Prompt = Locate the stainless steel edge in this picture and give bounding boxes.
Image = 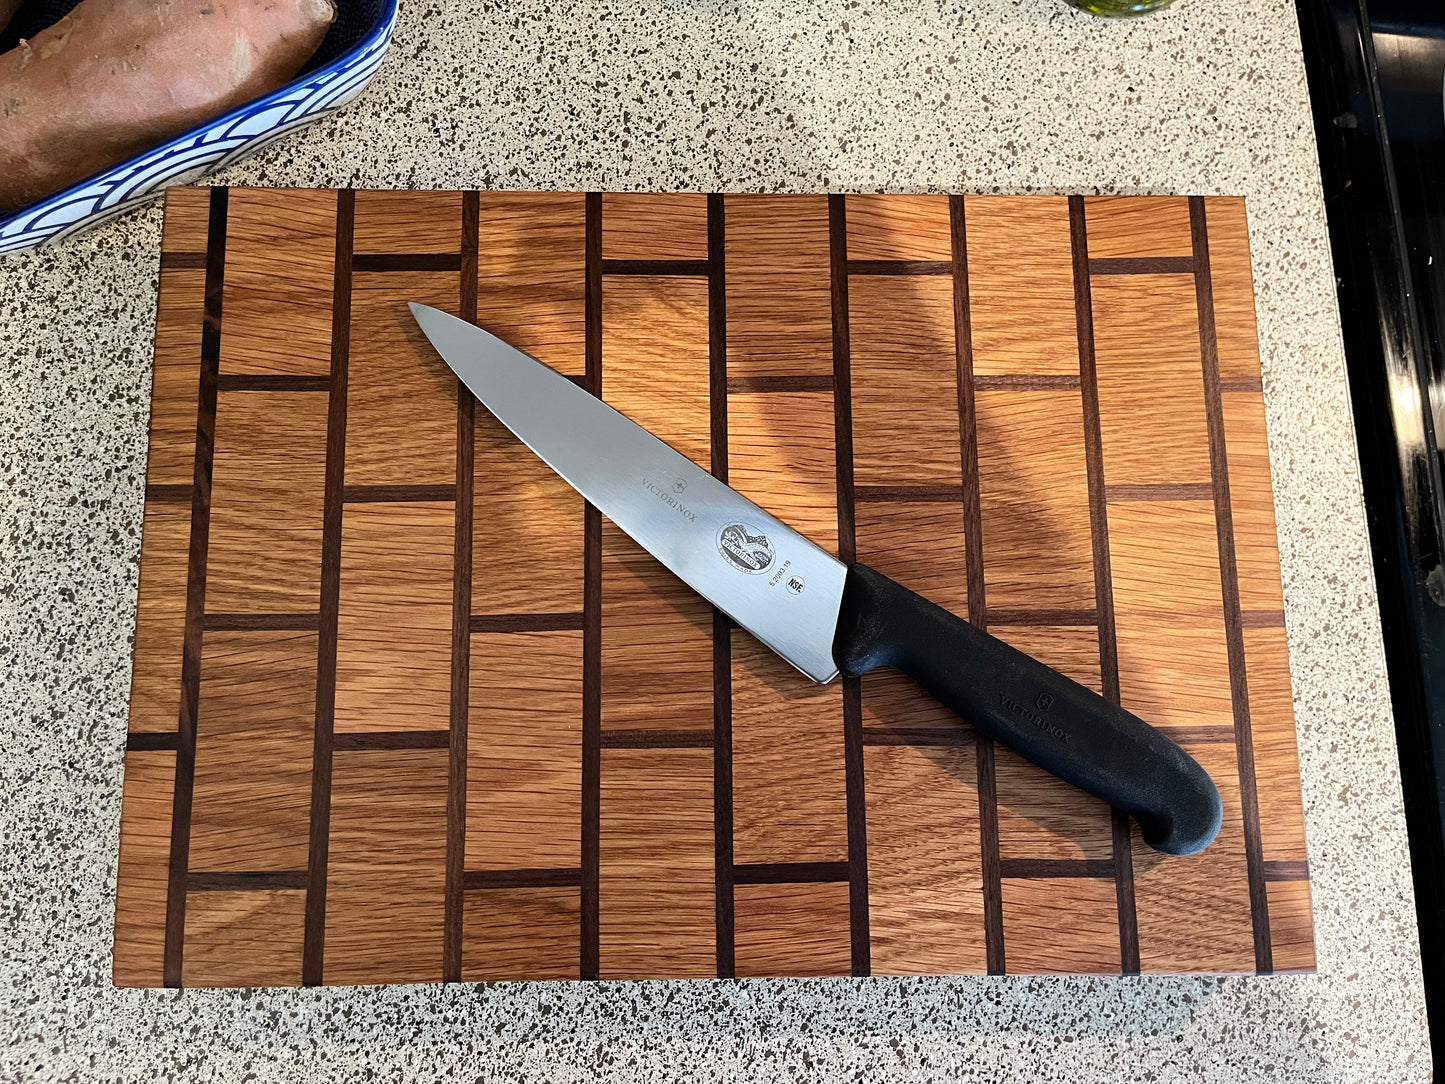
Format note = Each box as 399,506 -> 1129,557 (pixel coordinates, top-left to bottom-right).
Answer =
410,303 -> 848,683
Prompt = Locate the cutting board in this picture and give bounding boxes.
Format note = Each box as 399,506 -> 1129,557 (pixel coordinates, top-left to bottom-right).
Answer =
114,188 -> 1314,987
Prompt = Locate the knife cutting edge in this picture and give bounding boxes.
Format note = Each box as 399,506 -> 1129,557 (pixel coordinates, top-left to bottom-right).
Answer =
409,302 -> 1224,856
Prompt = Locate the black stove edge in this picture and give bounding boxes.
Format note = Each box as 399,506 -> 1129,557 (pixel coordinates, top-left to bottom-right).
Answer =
1296,0 -> 1445,1067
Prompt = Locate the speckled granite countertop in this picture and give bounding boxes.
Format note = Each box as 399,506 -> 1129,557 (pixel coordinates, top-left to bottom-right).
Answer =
0,0 -> 1430,1079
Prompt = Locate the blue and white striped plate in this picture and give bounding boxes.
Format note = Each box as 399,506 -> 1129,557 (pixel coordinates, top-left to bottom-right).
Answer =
0,0 -> 398,255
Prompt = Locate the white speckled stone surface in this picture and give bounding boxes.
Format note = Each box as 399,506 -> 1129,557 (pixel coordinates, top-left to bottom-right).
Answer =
0,0 -> 1430,1079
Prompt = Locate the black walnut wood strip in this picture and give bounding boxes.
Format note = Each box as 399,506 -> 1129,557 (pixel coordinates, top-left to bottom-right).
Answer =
470,612 -> 586,633
1161,725 -> 1240,745
1105,483 -> 1215,502
1220,375 -> 1265,393
854,484 -> 965,503
951,194 -> 1004,977
846,259 -> 952,276
204,612 -> 319,631
145,483 -> 194,503
1089,256 -> 1194,275
734,861 -> 850,885
1192,195 -> 1271,973
601,258 -> 710,276
998,858 -> 1117,880
1262,860 -> 1309,882
860,726 -> 976,747
1071,194 -> 1140,975
726,374 -> 834,394
302,188 -> 354,987
353,253 -> 462,272
342,484 -> 455,503
974,374 -> 1082,391
160,251 -> 207,270
988,608 -> 1100,627
598,729 -> 714,749
1240,609 -> 1286,629
127,732 -> 180,752
580,192 -> 603,981
162,185 -> 228,989
443,189 -> 480,983
215,375 -> 330,392
708,193 -> 736,979
332,731 -> 451,751
464,868 -> 584,890
189,871 -> 309,891
831,193 -> 871,978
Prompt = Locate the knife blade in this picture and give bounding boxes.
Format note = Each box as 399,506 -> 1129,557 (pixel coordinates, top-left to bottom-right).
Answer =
410,302 -> 1223,856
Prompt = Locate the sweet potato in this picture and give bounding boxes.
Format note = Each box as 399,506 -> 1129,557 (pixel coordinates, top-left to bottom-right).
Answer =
0,0 -> 335,216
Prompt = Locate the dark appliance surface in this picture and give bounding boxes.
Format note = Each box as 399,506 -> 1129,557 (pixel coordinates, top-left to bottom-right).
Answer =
1296,0 -> 1445,1069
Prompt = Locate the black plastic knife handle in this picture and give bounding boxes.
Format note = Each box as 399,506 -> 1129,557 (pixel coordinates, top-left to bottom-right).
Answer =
832,563 -> 1222,856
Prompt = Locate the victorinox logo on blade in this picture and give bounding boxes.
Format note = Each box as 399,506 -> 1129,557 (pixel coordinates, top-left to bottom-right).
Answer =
641,475 -> 698,522
717,522 -> 775,574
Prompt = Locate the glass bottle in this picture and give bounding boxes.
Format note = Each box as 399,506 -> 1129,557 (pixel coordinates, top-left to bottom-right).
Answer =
1063,0 -> 1175,15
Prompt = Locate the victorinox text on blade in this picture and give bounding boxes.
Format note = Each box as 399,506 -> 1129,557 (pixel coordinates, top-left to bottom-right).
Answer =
409,302 -> 1223,856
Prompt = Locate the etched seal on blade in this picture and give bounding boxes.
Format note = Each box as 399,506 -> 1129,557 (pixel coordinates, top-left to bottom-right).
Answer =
716,522 -> 775,574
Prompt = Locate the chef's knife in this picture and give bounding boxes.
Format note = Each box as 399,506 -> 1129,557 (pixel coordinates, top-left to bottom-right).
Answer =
410,303 -> 1223,856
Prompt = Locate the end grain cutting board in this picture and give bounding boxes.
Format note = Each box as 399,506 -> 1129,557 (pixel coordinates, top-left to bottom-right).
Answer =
114,188 -> 1314,987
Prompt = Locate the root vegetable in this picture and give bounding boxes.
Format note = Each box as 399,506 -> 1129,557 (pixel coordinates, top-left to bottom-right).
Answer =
0,0 -> 335,216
